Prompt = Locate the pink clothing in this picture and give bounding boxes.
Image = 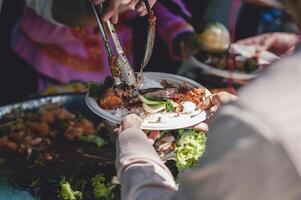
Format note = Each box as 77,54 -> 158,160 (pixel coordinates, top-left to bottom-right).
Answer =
12,1 -> 194,84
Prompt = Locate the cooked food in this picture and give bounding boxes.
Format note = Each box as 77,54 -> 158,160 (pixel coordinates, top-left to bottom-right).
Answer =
0,100 -> 207,199
0,103 -> 104,160
196,44 -> 263,73
89,78 -> 208,125
0,102 -> 118,200
195,22 -> 278,74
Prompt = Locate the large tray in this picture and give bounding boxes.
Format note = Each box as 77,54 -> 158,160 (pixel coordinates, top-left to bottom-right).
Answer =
0,93 -> 107,200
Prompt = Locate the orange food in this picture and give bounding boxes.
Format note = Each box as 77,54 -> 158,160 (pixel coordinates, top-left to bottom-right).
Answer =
100,88 -> 123,109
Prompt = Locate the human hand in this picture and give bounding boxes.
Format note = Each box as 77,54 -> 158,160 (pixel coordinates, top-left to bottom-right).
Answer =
191,91 -> 237,132
200,91 -> 238,111
91,0 -> 156,24
117,114 -> 143,134
236,32 -> 299,56
118,0 -> 157,17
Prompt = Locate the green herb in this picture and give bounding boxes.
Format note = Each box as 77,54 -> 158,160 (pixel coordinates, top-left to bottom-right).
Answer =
175,129 -> 206,172
0,120 -> 23,138
92,174 -> 118,200
59,177 -> 83,200
79,135 -> 108,148
165,100 -> 174,112
29,178 -> 40,188
245,58 -> 259,73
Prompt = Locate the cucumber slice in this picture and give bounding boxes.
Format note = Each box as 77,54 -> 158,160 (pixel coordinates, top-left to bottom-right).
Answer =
142,103 -> 166,113
138,95 -> 165,105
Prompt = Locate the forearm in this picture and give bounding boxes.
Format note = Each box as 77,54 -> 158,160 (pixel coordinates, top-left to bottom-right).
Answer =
116,128 -> 176,200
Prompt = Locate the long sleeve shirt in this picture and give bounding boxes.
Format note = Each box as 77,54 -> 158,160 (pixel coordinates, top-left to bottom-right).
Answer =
12,0 -> 193,85
116,51 -> 301,200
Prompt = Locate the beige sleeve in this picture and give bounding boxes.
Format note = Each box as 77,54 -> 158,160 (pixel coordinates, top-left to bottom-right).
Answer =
116,127 -> 177,200
175,114 -> 301,200
26,0 -> 65,26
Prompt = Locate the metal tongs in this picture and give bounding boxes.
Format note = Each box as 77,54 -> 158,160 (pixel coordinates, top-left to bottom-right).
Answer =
91,1 -> 156,95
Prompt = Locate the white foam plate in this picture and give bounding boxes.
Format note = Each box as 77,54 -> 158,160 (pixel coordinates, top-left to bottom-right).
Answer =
190,43 -> 279,80
86,72 -> 212,130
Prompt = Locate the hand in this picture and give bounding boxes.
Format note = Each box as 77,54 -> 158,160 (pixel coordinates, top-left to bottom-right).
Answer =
192,91 -> 238,132
119,0 -> 157,17
91,0 -> 156,24
200,91 -> 238,111
236,32 -> 299,56
117,114 -> 143,134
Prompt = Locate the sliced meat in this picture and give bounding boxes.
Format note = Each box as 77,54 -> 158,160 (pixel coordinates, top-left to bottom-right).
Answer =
0,137 -> 18,152
28,122 -> 51,137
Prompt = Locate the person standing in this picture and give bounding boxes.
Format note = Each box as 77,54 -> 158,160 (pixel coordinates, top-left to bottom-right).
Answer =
115,0 -> 301,199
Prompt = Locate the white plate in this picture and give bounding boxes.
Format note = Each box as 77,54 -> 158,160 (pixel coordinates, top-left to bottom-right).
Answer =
190,44 -> 279,80
85,72 -> 212,130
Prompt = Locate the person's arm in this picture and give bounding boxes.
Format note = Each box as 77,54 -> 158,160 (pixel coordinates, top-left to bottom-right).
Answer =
153,0 -> 194,60
176,113 -> 301,200
116,114 -> 177,200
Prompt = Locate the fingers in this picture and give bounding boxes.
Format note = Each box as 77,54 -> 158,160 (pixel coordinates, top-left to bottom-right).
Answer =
213,91 -> 238,105
192,123 -> 209,132
149,0 -> 156,7
101,0 -> 121,23
90,0 -> 105,5
121,114 -> 143,131
95,0 -> 156,23
135,1 -> 147,16
200,91 -> 238,110
111,13 -> 119,24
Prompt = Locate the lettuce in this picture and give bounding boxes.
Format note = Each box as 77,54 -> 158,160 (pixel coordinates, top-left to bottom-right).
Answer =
175,129 -> 206,172
92,174 -> 119,200
59,177 -> 83,200
79,135 -> 108,148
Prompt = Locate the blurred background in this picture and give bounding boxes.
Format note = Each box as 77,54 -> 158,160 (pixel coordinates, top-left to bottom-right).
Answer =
0,0 -> 297,106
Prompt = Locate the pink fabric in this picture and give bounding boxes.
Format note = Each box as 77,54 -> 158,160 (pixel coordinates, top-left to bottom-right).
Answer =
154,2 -> 194,60
12,2 -> 193,84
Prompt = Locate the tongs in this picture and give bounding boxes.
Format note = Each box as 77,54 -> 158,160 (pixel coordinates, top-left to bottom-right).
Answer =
91,1 -> 156,94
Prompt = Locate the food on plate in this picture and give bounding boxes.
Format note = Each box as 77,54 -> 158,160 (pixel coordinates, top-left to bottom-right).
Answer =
194,22 -> 278,73
151,129 -> 207,173
89,77 -> 209,125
